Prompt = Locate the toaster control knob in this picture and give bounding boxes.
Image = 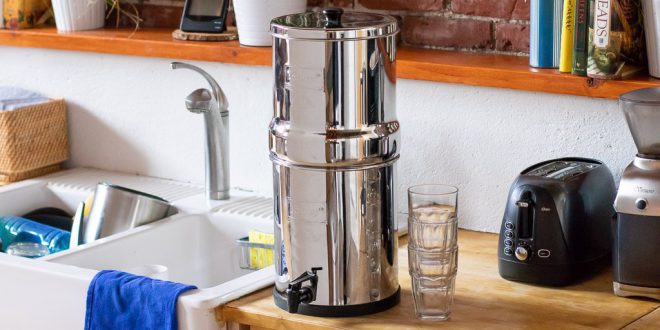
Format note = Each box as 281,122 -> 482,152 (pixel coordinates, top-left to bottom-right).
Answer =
515,246 -> 530,261
635,198 -> 648,210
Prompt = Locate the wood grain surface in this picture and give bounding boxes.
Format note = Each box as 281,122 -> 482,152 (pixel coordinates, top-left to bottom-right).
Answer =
171,28 -> 238,42
0,27 -> 270,66
623,308 -> 660,330
396,48 -> 660,99
217,230 -> 659,330
2,28 -> 660,99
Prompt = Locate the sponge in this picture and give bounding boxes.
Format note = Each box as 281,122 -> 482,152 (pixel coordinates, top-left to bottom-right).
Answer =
83,193 -> 94,218
247,230 -> 274,269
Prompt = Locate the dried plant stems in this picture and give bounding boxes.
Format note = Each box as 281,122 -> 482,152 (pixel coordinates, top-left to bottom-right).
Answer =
105,0 -> 142,37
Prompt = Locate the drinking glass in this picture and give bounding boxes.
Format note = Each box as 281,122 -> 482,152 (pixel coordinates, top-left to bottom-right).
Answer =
407,184 -> 458,320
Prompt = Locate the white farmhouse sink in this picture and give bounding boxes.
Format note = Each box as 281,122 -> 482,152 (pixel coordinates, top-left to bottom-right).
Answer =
0,178 -> 89,216
0,169 -> 275,330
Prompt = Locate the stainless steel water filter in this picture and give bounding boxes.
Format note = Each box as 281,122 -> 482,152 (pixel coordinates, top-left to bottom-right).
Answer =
269,9 -> 400,317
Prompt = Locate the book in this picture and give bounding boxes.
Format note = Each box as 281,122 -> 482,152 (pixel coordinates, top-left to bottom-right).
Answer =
560,0 -> 576,72
587,0 -> 646,79
530,0 -> 563,68
572,0 -> 589,75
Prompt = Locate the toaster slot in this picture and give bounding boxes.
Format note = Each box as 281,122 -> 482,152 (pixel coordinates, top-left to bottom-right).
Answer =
516,192 -> 534,239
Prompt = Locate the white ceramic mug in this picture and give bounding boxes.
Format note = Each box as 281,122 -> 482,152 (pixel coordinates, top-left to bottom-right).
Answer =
51,0 -> 106,32
233,0 -> 307,46
122,264 -> 169,281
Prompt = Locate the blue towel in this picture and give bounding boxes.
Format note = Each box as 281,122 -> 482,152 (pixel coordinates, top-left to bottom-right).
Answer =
85,270 -> 197,330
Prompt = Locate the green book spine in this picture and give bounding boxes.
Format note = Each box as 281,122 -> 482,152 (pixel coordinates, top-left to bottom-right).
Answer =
572,0 -> 589,76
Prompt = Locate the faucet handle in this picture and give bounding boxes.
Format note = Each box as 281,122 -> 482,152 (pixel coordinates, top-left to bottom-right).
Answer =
185,88 -> 212,114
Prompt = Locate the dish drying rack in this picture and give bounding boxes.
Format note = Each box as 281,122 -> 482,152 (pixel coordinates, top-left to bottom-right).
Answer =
236,237 -> 274,270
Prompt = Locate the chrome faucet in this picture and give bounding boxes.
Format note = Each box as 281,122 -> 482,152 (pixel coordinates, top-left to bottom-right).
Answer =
171,62 -> 229,200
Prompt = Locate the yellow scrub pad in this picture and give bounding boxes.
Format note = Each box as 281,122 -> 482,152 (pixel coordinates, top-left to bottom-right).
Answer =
248,230 -> 274,269
83,193 -> 94,218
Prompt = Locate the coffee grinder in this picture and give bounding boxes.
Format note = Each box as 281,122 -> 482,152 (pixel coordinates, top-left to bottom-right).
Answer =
614,87 -> 660,300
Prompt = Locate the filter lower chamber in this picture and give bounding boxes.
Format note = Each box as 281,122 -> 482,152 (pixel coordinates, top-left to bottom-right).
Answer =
272,161 -> 400,316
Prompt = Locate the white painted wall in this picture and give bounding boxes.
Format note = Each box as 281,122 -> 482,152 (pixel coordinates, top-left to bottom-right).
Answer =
0,46 -> 637,233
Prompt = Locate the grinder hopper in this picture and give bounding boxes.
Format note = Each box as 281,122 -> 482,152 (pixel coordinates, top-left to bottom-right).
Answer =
621,87 -> 660,158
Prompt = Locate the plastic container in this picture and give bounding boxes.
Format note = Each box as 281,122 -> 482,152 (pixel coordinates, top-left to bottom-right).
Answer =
3,0 -> 50,30
6,242 -> 50,258
0,216 -> 70,255
236,237 -> 274,270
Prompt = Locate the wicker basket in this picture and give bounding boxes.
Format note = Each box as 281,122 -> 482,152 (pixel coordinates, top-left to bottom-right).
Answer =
0,99 -> 69,185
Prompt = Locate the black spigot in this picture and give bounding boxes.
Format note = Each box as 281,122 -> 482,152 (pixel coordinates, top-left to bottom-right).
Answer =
285,267 -> 321,313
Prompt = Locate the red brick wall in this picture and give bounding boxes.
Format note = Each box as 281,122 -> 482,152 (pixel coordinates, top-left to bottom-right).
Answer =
119,0 -> 529,55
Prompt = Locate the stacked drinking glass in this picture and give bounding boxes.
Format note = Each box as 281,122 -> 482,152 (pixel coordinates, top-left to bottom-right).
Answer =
407,184 -> 459,320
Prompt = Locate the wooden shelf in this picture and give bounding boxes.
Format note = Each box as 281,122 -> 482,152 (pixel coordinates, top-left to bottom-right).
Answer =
2,27 -> 660,99
0,27 -> 271,66
398,48 -> 660,99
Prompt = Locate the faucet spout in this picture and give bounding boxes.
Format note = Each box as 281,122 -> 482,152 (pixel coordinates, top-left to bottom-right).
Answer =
172,62 -> 230,200
171,62 -> 228,111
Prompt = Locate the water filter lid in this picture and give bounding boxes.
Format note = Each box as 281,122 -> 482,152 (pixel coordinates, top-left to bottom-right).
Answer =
270,8 -> 398,40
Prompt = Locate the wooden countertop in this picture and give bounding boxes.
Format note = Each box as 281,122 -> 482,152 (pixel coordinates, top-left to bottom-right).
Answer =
217,230 -> 659,329
2,27 -> 660,100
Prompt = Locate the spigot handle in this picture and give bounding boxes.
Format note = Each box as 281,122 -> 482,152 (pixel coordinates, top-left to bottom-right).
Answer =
285,267 -> 322,313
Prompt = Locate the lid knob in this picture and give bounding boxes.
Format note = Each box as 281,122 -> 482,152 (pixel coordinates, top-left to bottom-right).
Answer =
322,8 -> 343,28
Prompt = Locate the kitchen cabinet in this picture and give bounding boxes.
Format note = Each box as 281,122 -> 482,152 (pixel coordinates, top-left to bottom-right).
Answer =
216,230 -> 659,329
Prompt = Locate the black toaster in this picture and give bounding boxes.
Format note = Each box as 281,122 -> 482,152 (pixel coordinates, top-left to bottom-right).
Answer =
498,158 -> 616,286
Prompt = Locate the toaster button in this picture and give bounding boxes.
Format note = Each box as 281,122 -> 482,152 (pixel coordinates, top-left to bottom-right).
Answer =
515,246 -> 530,261
635,198 -> 648,210
504,230 -> 514,238
504,239 -> 514,247
505,222 -> 514,230
504,247 -> 513,256
537,249 -> 551,258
